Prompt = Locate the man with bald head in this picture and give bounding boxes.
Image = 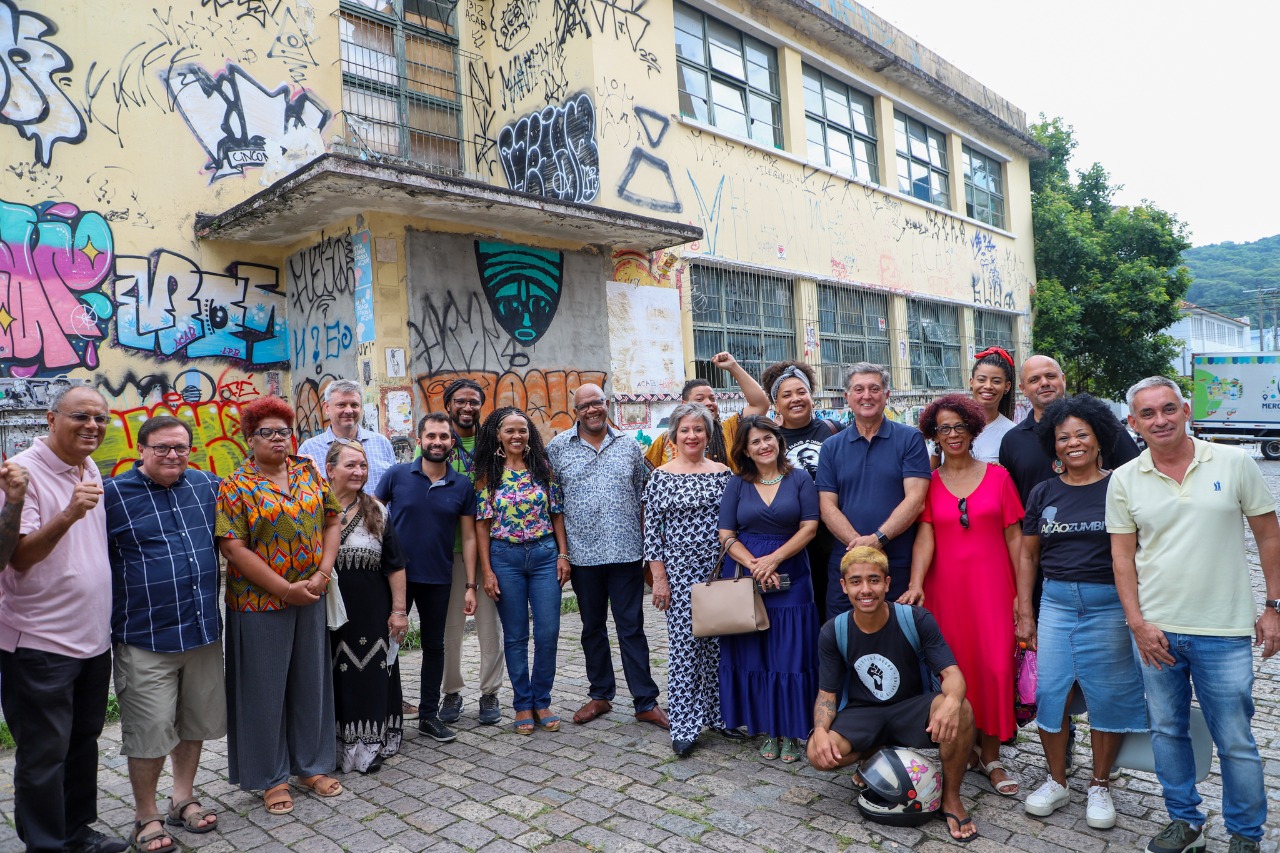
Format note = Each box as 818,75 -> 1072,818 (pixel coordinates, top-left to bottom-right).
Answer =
548,384 -> 668,729
0,385 -> 128,853
999,355 -> 1139,504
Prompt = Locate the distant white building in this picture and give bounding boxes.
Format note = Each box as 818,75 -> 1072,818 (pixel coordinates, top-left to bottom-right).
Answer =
1169,302 -> 1252,376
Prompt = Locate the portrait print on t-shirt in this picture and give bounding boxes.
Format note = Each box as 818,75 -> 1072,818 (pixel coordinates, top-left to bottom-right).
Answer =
855,653 -> 901,702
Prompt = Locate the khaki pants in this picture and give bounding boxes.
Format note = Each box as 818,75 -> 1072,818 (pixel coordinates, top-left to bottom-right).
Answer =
442,552 -> 504,695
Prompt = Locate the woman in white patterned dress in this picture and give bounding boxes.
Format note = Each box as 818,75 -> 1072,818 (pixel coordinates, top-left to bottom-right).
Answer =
642,403 -> 741,757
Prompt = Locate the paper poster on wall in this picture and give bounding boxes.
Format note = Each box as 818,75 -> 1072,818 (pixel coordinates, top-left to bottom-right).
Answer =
381,386 -> 413,436
606,281 -> 685,397
385,347 -> 406,378
352,230 -> 375,344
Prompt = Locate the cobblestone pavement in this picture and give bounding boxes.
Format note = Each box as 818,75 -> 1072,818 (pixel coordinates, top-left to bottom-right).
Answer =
4,459 -> 1280,852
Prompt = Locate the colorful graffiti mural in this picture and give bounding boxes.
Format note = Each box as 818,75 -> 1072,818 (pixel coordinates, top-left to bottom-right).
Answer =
474,241 -> 564,346
418,368 -> 606,438
0,1 -> 87,167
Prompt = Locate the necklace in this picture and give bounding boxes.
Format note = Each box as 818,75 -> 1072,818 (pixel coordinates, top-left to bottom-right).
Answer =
339,495 -> 360,524
759,473 -> 784,485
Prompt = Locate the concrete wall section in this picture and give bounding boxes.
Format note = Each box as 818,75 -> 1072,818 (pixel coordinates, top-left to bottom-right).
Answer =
404,231 -> 611,439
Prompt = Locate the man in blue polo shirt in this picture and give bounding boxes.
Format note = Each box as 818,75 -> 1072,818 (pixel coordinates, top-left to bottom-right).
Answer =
816,363 -> 930,611
376,412 -> 478,742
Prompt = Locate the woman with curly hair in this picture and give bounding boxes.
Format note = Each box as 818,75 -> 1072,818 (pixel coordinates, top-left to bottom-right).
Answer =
474,407 -> 570,735
1017,394 -> 1145,827
216,396 -> 343,815
901,393 -> 1024,796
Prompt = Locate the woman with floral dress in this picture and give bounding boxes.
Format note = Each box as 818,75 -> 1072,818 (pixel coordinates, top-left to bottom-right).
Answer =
643,402 -> 737,757
474,407 -> 570,735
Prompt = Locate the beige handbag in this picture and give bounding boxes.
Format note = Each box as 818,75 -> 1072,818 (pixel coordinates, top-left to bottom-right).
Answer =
690,539 -> 770,638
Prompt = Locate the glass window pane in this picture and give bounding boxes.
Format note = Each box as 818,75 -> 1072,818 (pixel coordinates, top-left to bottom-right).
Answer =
803,70 -> 823,115
674,25 -> 705,62
850,92 -> 874,136
824,87 -> 850,127
677,66 -> 709,122
710,80 -> 748,137
707,20 -> 745,79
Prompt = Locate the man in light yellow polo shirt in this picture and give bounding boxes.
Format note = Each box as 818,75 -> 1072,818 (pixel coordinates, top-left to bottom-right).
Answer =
1107,375 -> 1280,853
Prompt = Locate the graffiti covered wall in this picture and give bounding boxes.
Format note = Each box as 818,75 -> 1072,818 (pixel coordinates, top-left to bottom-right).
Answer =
405,231 -> 610,438
0,0 -> 341,470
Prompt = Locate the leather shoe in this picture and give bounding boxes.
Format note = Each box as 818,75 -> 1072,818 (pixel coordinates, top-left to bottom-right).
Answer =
673,738 -> 697,757
67,830 -> 128,853
572,698 -> 612,724
635,706 -> 670,730
714,726 -> 747,740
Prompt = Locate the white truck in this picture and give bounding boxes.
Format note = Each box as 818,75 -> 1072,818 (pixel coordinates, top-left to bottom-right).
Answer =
1191,352 -> 1280,459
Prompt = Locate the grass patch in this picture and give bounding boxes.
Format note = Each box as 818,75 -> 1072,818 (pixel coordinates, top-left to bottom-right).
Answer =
400,625 -> 422,651
0,721 -> 14,749
560,595 -> 579,615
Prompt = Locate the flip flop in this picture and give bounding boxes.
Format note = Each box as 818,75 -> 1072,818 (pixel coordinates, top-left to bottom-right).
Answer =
938,810 -> 978,843
264,783 -> 293,815
166,797 -> 217,834
534,709 -> 561,732
295,774 -> 343,797
130,815 -> 173,852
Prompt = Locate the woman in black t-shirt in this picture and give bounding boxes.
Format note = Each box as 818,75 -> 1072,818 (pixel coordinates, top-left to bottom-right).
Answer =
760,361 -> 843,624
1016,395 -> 1146,828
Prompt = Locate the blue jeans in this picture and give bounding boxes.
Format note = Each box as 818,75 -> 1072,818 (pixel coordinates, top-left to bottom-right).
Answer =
1138,632 -> 1266,840
489,536 -> 562,712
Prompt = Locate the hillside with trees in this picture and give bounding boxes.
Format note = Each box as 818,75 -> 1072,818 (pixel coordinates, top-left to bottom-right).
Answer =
1183,235 -> 1280,328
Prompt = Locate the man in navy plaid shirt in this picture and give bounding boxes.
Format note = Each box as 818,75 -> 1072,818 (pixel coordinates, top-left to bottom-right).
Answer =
104,415 -> 224,851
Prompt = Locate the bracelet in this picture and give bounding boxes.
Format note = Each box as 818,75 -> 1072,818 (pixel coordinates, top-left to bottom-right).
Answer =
557,553 -> 570,561
390,610 -> 408,616
464,582 -> 478,590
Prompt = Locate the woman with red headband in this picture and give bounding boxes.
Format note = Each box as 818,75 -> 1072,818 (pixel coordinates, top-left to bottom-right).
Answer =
932,346 -> 1017,467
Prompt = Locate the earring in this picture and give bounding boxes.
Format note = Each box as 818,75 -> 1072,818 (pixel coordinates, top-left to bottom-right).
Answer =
1052,459 -> 1065,474
496,447 -> 507,458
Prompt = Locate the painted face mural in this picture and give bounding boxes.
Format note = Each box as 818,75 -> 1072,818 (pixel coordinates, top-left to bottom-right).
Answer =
474,241 -> 563,346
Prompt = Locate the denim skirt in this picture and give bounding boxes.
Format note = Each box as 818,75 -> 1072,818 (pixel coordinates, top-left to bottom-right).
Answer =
1034,579 -> 1147,733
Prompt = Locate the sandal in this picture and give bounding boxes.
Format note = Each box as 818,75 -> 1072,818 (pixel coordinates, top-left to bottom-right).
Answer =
534,708 -> 561,732
758,737 -> 778,760
166,796 -> 217,833
264,783 -> 293,815
971,748 -> 1018,796
780,737 -> 803,764
295,774 -> 343,797
938,810 -> 979,843
130,815 -> 173,852
513,712 -> 535,735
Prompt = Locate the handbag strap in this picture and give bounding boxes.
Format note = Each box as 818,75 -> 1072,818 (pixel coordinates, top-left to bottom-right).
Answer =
708,536 -> 744,583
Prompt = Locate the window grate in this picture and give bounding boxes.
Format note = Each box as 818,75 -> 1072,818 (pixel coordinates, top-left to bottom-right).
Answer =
973,309 -> 1016,361
690,263 -> 796,389
817,283 -> 891,391
907,299 -> 961,389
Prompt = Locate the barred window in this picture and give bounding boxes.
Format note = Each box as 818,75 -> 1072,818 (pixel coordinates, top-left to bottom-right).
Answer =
691,264 -> 795,389
803,66 -> 878,184
339,0 -> 463,170
963,145 -> 1005,229
675,2 -> 782,148
817,284 -> 891,392
907,299 -> 961,389
895,112 -> 949,207
973,309 -> 1016,361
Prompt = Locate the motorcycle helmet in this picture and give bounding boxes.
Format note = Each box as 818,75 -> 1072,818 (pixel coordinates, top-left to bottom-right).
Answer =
854,747 -> 942,827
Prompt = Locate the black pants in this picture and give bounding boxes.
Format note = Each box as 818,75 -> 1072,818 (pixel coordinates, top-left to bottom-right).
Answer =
0,647 -> 111,853
406,581 -> 451,717
570,561 -> 658,711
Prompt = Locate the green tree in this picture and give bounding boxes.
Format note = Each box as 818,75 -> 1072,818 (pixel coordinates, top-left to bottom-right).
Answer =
1030,117 -> 1192,398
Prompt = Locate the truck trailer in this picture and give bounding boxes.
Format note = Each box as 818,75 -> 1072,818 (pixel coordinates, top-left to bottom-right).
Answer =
1191,352 -> 1280,459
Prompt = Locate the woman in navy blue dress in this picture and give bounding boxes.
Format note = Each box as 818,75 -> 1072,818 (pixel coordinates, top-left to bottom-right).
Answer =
717,416 -> 820,763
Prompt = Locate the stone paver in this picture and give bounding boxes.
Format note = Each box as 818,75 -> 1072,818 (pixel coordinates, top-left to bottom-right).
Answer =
5,456 -> 1280,851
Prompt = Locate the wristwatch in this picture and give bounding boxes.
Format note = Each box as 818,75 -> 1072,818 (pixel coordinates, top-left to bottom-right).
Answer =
874,529 -> 888,545
464,582 -> 478,590
1266,599 -> 1280,614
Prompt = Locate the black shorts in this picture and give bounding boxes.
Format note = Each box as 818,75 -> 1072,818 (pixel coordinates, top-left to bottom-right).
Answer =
830,693 -> 939,753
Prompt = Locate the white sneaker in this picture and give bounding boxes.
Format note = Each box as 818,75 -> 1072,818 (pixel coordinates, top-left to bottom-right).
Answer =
1024,777 -> 1071,816
1086,785 -> 1116,829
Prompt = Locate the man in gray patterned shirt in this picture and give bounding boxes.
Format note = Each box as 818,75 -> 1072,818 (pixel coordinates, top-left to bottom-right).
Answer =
548,384 -> 668,729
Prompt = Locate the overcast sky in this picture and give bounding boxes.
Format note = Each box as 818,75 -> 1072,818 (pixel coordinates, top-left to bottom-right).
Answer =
864,0 -> 1274,248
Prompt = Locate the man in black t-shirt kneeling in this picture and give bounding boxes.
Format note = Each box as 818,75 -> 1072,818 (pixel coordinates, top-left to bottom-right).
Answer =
808,547 -> 977,842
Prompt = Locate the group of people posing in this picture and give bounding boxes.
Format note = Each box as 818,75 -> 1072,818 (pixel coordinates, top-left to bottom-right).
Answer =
0,349 -> 1276,853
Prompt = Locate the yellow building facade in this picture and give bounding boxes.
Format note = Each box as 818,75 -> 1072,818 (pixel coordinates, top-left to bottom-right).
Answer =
0,0 -> 1039,470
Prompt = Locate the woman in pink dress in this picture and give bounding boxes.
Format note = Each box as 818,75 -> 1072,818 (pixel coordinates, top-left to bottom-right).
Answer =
900,393 -> 1024,796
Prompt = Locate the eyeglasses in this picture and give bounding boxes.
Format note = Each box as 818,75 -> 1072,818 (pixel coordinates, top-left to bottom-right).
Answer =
56,411 -> 109,425
253,428 -> 294,439
935,423 -> 969,436
957,497 -> 969,530
334,437 -> 367,454
575,399 -> 607,412
143,444 -> 191,457
450,399 -> 483,409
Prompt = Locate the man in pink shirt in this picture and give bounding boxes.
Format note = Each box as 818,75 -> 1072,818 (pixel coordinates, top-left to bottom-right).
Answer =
0,385 -> 126,853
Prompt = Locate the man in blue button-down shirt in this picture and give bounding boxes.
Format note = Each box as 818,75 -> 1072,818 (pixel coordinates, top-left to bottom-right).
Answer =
298,378 -> 398,495
547,383 -> 667,729
104,415 -> 224,849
